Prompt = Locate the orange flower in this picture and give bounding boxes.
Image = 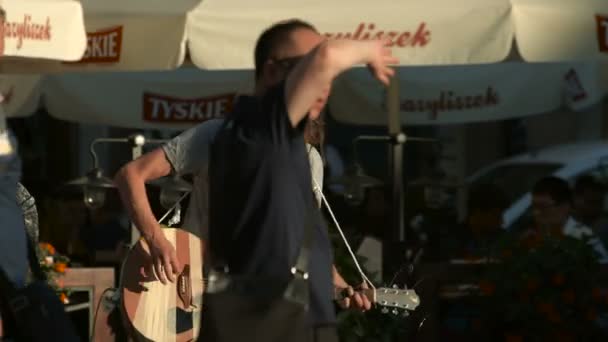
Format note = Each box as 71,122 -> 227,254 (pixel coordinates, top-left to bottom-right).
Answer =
59,292 -> 69,304
552,273 -> 565,286
479,280 -> 496,296
54,262 -> 67,273
42,243 -> 56,255
561,290 -> 576,304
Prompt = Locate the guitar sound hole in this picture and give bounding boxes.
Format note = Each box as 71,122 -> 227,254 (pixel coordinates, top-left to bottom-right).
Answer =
174,307 -> 194,333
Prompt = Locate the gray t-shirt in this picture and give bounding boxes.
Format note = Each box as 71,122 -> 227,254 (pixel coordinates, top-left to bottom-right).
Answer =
162,119 -> 324,239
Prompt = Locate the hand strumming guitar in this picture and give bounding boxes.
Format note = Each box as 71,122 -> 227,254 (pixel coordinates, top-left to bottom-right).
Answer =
146,232 -> 182,285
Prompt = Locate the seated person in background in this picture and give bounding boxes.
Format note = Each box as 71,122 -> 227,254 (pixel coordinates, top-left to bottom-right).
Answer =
445,183 -> 508,260
573,175 -> 608,247
529,176 -> 608,264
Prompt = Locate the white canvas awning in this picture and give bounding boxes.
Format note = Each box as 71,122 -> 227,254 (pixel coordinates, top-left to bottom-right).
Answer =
188,0 -> 608,69
41,69 -> 252,129
329,62 -> 602,126
2,61 -> 603,128
3,0 -> 607,127
0,0 -> 86,63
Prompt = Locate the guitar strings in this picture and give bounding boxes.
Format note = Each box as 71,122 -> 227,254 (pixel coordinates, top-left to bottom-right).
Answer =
312,178 -> 376,290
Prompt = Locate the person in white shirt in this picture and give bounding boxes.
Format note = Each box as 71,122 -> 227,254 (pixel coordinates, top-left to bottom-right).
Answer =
531,176 -> 608,264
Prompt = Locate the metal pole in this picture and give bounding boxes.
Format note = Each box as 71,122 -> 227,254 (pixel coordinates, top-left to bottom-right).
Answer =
384,77 -> 406,282
387,78 -> 404,241
129,134 -> 145,245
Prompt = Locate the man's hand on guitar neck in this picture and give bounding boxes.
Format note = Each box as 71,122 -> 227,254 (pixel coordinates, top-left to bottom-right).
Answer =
335,282 -> 372,312
333,267 -> 372,311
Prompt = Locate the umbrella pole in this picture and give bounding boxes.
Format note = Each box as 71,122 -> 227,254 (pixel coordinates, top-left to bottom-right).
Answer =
384,77 -> 406,283
129,136 -> 145,245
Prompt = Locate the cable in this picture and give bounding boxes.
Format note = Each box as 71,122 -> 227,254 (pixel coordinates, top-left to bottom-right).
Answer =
157,192 -> 190,225
312,178 -> 376,290
89,287 -> 117,342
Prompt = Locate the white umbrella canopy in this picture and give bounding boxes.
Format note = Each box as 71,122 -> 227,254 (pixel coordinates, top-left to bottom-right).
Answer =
66,0 -> 201,72
3,0 -> 607,127
40,69 -> 252,129
188,0 -> 515,69
19,0 -> 506,72
0,0 -> 87,67
329,62 -> 603,126
2,61 -> 602,128
3,0 -> 604,72
187,0 -> 608,69
512,0 -> 608,62
1,0 -> 201,73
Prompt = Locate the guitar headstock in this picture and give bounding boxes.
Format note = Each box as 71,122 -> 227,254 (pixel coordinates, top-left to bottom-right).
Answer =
368,285 -> 420,316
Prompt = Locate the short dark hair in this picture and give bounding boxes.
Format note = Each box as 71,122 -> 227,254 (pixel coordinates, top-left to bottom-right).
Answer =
574,174 -> 606,195
532,176 -> 572,205
254,19 -> 318,81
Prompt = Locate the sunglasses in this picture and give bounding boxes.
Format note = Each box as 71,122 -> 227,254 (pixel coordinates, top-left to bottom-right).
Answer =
270,56 -> 304,72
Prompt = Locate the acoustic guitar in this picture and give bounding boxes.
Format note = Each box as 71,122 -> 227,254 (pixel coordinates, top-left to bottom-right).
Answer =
120,227 -> 204,342
120,227 -> 421,341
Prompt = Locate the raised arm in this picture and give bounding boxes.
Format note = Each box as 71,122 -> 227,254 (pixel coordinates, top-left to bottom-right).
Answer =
285,39 -> 397,127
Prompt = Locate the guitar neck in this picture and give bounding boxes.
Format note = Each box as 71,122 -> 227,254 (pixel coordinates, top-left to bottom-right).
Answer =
335,286 -> 420,312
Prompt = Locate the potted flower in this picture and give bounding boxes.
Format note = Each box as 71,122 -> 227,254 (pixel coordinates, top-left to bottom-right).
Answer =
36,242 -> 71,304
480,232 -> 608,341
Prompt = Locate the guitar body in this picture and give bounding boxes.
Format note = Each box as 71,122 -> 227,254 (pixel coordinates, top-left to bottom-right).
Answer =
120,227 -> 204,342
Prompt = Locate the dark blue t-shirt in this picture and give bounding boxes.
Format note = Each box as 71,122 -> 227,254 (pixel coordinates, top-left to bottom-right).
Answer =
207,83 -> 336,325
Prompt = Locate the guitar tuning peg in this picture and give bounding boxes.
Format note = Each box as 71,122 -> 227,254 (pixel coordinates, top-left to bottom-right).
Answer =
392,309 -> 399,315
381,307 -> 389,314
392,284 -> 398,289
401,311 -> 410,318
